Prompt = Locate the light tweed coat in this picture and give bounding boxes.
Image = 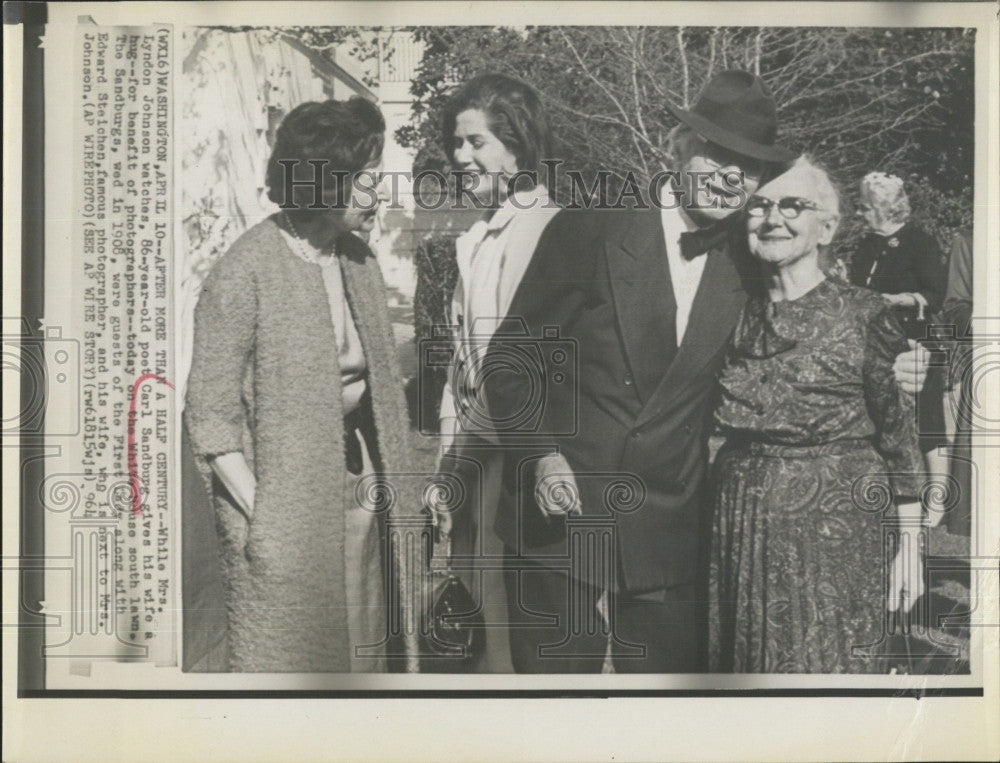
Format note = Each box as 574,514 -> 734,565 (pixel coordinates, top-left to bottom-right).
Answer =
184,216 -> 424,672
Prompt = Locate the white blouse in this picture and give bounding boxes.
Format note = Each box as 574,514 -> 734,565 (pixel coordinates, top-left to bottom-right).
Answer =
280,228 -> 367,416
439,185 -> 561,438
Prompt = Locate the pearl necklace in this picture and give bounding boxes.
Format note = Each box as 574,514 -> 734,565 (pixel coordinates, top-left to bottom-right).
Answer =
282,212 -> 336,265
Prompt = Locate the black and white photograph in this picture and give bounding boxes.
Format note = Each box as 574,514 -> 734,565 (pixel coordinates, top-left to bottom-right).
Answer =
4,1 -> 998,760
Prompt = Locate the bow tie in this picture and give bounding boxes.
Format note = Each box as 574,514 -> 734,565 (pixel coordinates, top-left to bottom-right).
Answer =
679,225 -> 730,260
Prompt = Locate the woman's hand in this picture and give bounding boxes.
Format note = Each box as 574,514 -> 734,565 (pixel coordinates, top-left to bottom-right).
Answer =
888,501 -> 926,614
426,474 -> 455,539
829,258 -> 849,282
893,340 -> 929,395
429,418 -> 461,537
534,452 -> 582,520
883,291 -> 930,322
882,291 -> 918,308
208,452 -> 256,519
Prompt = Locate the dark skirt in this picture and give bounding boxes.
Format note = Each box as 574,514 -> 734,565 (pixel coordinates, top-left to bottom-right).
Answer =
709,439 -> 893,673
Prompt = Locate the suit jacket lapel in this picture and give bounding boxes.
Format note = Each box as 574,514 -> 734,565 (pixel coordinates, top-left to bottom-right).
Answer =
497,206 -> 561,316
605,209 -> 677,403
635,234 -> 748,427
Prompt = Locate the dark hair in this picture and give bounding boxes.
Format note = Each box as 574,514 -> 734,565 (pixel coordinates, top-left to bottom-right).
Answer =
441,73 -> 553,178
265,97 -> 385,207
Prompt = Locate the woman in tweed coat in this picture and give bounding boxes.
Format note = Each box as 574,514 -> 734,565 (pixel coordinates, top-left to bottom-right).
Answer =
184,99 -> 423,673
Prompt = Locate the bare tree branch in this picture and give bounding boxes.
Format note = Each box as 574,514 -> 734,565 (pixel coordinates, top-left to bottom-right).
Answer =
677,27 -> 690,107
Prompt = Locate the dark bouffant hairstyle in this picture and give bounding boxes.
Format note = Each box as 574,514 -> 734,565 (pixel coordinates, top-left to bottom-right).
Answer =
441,73 -> 553,178
265,97 -> 385,208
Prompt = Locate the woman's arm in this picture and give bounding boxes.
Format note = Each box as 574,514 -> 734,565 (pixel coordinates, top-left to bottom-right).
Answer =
437,276 -> 464,459
863,306 -> 928,613
184,248 -> 258,501
888,498 -> 926,613
863,307 -> 926,493
430,274 -> 466,536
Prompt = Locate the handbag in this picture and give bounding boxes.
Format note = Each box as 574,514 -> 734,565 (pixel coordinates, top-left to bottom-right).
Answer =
419,532 -> 486,673
881,594 -> 969,676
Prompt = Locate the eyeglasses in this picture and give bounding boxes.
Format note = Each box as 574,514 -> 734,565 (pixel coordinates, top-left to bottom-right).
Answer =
746,196 -> 822,219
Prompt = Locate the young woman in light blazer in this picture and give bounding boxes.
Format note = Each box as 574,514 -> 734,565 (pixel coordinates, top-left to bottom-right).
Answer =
430,73 -> 560,671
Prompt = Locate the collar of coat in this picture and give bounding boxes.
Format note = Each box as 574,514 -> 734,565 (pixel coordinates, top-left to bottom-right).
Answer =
486,184 -> 555,232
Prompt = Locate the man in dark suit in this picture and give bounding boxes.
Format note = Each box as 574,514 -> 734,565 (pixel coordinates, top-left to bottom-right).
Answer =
483,71 -> 929,673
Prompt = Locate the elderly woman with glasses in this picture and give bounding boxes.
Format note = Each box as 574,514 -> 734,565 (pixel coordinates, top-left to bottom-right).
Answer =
709,157 -> 927,674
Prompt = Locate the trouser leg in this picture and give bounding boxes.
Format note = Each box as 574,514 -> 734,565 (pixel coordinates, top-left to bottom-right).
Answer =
502,553 -> 606,673
611,584 -> 707,674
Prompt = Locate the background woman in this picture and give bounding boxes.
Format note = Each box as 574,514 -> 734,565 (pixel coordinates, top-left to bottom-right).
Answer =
710,157 -> 926,673
427,73 -> 561,671
849,172 -> 949,468
185,98 -> 422,672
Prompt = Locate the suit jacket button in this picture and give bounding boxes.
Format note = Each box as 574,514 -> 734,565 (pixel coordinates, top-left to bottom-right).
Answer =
631,430 -> 641,440
623,373 -> 634,387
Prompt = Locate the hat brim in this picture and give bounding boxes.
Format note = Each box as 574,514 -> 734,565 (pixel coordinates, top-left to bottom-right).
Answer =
669,104 -> 798,164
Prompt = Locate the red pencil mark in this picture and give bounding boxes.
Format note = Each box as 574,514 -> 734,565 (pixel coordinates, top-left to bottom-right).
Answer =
127,373 -> 174,516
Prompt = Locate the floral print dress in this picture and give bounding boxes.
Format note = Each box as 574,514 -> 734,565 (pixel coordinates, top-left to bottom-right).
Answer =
709,278 -> 925,673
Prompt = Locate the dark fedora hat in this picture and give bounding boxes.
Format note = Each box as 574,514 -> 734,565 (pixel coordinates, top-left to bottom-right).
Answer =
668,70 -> 796,163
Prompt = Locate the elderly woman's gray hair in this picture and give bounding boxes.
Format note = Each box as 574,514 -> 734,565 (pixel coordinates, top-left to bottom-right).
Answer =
792,155 -> 841,222
859,171 -> 911,225
786,155 -> 842,270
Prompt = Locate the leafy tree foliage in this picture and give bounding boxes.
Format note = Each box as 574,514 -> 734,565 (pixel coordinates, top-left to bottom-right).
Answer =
398,26 -> 975,254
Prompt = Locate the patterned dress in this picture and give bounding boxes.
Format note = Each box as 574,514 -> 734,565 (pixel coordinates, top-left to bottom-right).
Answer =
709,278 -> 925,673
